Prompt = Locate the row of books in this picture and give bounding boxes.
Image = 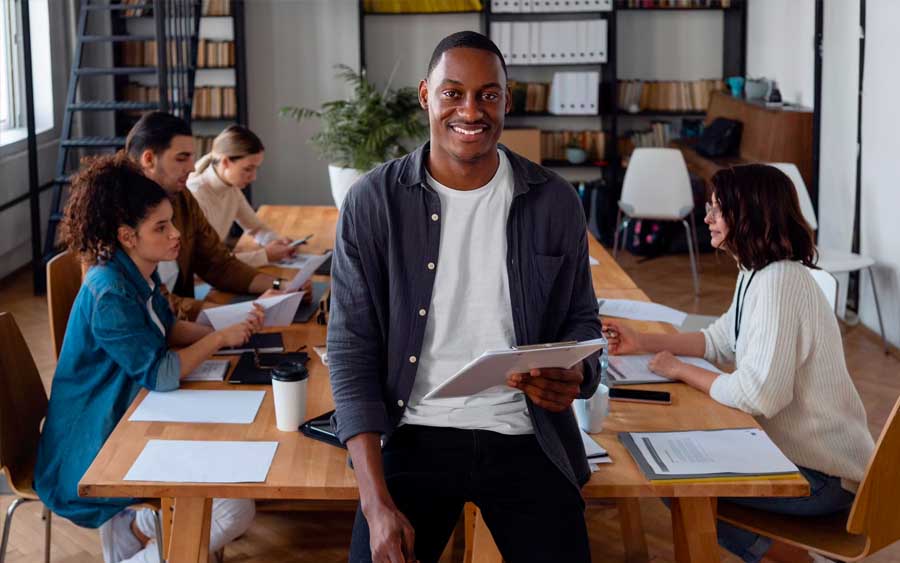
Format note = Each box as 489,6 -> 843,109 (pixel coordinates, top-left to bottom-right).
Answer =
192,87 -> 237,119
120,0 -> 149,17
618,121 -> 673,157
617,0 -> 734,7
121,83 -> 160,114
618,79 -> 725,112
542,130 -> 607,161
195,136 -> 216,157
491,20 -> 608,65
202,0 -> 232,16
197,39 -> 236,68
509,81 -> 551,113
491,0 -> 612,12
363,0 -> 482,12
119,40 -> 191,68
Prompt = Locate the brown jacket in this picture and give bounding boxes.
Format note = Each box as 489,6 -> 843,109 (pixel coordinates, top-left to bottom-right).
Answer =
166,189 -> 258,320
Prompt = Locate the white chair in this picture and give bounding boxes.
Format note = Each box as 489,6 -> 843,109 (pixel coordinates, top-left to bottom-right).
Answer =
614,148 -> 700,295
770,162 -> 887,352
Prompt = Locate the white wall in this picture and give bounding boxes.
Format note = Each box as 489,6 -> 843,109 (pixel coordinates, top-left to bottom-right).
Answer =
859,0 -> 900,347
746,0 -> 815,107
817,0 -> 860,315
244,0 -> 360,206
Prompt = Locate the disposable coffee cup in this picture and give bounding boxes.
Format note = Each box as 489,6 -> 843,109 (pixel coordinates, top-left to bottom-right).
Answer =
271,360 -> 309,432
574,384 -> 609,434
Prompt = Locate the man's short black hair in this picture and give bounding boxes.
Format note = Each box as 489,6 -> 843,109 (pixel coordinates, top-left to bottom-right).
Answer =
125,111 -> 193,158
426,31 -> 508,80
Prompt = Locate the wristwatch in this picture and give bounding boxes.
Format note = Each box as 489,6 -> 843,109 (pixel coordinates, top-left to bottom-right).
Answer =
272,278 -> 282,290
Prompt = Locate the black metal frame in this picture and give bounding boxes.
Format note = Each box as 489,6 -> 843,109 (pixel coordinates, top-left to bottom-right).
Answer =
811,0 -> 823,220
847,0 -> 866,312
20,0 -> 42,294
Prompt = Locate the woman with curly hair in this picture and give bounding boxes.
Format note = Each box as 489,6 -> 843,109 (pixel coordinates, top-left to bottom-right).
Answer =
602,164 -> 874,562
34,155 -> 261,563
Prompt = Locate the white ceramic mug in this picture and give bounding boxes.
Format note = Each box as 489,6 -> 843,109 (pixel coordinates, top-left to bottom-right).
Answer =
574,384 -> 609,434
271,361 -> 309,432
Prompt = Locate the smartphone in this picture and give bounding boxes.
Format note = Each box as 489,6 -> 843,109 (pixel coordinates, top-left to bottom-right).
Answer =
608,387 -> 671,404
289,234 -> 314,248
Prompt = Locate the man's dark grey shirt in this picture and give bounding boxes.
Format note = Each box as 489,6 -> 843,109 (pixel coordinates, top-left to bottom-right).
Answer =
327,143 -> 603,488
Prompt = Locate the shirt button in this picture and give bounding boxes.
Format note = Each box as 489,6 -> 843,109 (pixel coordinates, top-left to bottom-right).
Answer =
427,262 -> 435,271
397,399 -> 405,407
409,355 -> 417,364
418,308 -> 427,317
431,213 -> 439,221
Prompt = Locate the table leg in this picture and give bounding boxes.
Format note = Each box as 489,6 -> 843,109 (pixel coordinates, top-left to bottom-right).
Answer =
671,497 -> 720,563
467,505 -> 503,563
616,498 -> 649,562
166,497 -> 212,563
160,498 -> 174,555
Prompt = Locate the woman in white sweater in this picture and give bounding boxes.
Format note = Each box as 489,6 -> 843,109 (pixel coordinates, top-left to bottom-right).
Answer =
604,164 -> 874,563
188,125 -> 296,267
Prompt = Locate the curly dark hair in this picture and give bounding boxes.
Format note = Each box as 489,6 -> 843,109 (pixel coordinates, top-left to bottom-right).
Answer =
61,153 -> 169,265
709,164 -> 817,271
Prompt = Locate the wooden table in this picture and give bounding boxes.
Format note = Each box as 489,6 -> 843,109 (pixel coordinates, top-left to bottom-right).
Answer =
79,205 -> 807,563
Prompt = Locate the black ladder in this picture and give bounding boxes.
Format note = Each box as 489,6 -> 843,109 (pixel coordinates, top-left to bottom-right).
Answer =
42,0 -> 201,279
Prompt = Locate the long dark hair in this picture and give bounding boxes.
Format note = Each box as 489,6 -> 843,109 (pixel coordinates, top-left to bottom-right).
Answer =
709,164 -> 817,270
62,154 -> 169,265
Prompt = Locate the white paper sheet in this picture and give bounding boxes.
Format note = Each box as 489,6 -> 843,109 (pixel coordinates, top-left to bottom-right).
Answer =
284,252 -> 332,292
597,298 -> 687,326
631,429 -> 798,476
129,390 -> 265,424
589,256 -> 600,266
124,440 -> 278,483
183,359 -> 231,382
582,429 -> 612,471
425,339 -> 607,400
196,292 -> 304,330
607,354 -> 721,385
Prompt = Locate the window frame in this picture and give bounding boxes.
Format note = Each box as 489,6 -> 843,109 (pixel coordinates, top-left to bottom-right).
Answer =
1,0 -> 26,133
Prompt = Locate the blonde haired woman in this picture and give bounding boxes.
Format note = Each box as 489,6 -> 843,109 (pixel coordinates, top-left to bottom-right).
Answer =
188,125 -> 295,266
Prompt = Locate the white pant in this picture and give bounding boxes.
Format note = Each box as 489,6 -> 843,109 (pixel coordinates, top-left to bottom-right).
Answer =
99,499 -> 255,563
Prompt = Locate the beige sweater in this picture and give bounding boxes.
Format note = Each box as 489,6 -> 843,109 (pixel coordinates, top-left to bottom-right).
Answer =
187,165 -> 277,267
703,260 -> 874,487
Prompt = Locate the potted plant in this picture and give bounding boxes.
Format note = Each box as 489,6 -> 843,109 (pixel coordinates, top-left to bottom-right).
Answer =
565,138 -> 588,165
280,64 -> 428,208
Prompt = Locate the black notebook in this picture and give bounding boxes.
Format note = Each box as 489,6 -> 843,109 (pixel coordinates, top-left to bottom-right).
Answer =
226,350 -> 309,385
314,251 -> 332,276
217,332 -> 284,355
299,409 -> 344,449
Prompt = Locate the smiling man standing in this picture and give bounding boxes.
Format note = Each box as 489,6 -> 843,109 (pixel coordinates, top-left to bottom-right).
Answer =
328,31 -> 602,563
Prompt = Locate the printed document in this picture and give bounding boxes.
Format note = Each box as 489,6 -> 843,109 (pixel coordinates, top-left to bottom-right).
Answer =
597,298 -> 687,326
282,252 -> 332,292
183,359 -> 231,382
608,354 -> 721,385
124,440 -> 277,483
630,429 -> 797,476
197,292 -> 303,330
129,389 -> 265,424
425,339 -> 606,399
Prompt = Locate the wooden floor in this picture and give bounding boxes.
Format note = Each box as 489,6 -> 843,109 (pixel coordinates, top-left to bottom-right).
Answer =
2,250 -> 899,562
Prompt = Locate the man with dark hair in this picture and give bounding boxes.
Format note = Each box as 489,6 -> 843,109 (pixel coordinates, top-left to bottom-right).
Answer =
328,31 -> 601,562
125,112 -> 286,319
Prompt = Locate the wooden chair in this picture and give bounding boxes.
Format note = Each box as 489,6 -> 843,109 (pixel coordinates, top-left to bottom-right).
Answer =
0,313 -> 164,563
718,395 -> 900,561
46,250 -> 83,360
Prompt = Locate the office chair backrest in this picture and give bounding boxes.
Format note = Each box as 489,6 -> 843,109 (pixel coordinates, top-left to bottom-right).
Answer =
620,148 -> 694,220
846,395 -> 900,554
46,250 -> 83,360
0,312 -> 49,493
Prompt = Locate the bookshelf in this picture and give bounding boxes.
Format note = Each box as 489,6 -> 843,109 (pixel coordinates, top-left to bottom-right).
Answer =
114,0 -> 249,162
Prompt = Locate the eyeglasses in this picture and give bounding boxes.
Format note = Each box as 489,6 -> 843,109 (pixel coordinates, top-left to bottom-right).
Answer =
705,202 -> 722,219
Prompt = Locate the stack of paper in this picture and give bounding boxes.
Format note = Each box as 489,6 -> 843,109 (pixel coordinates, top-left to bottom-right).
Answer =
129,389 -> 265,424
124,440 -> 278,483
197,292 -> 304,330
597,298 -> 687,326
581,429 -> 611,472
183,360 -> 231,382
620,428 -> 799,482
607,354 -> 721,385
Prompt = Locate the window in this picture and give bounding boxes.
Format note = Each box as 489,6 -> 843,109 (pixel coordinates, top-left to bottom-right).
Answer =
1,0 -> 25,133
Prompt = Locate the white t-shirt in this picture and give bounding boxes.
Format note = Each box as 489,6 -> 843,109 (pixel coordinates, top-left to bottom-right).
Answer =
400,150 -> 533,435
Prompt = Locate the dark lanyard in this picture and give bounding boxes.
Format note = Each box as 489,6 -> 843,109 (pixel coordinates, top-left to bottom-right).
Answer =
734,270 -> 757,347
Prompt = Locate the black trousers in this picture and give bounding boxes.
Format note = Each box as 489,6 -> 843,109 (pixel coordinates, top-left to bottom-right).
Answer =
349,425 -> 591,563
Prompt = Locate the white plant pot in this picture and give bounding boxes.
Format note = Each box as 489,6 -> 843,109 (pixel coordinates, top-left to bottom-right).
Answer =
328,165 -> 366,210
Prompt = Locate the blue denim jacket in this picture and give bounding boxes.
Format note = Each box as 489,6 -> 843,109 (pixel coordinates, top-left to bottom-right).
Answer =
327,143 -> 603,488
34,249 -> 181,528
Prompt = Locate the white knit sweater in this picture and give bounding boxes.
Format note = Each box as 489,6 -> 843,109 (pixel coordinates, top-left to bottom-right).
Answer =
187,165 -> 278,267
703,260 -> 874,486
